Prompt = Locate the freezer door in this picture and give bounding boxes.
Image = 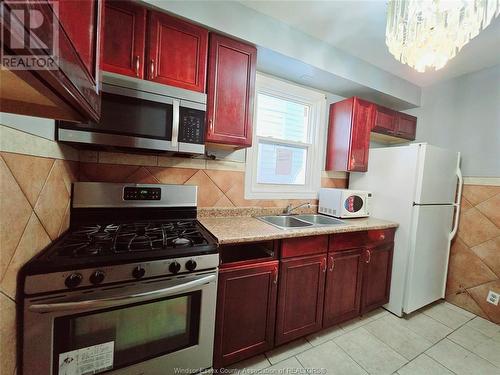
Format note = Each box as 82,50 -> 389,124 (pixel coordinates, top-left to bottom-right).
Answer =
404,205 -> 455,314
415,144 -> 459,204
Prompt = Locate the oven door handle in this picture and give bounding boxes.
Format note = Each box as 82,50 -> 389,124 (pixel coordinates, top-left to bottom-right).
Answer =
28,274 -> 216,313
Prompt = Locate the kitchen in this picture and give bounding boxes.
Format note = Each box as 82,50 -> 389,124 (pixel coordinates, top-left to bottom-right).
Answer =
1,1 -> 499,375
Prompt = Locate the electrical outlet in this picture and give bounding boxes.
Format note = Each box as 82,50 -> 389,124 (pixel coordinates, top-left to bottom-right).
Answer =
486,290 -> 499,306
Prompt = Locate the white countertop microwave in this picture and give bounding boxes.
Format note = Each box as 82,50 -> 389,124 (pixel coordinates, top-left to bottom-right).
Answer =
318,188 -> 372,218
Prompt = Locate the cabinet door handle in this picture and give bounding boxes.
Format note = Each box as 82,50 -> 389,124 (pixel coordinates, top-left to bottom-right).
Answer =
365,249 -> 371,264
150,59 -> 155,79
134,56 -> 140,77
322,257 -> 327,273
273,267 -> 278,284
329,256 -> 335,272
208,118 -> 214,132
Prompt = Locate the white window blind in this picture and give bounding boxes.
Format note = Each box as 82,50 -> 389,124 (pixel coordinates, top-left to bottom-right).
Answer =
245,74 -> 326,199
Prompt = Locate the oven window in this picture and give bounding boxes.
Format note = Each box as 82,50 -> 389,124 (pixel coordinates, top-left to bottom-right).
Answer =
53,291 -> 201,374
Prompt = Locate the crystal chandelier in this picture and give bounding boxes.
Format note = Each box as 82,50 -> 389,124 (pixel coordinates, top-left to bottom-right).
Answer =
386,0 -> 500,72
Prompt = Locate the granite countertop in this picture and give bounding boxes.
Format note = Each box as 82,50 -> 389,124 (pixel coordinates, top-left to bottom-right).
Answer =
199,216 -> 398,244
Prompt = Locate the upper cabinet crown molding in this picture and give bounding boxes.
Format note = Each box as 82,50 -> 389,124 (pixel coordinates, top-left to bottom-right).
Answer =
206,33 -> 257,148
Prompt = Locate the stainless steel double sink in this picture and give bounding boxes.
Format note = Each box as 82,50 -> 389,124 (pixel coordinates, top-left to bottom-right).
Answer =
258,214 -> 345,230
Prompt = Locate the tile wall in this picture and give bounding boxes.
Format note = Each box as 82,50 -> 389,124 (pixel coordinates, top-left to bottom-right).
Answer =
0,153 -> 78,375
78,151 -> 347,209
445,185 -> 500,323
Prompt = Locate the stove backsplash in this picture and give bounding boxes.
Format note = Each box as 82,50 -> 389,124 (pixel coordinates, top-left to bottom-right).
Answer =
0,126 -> 79,375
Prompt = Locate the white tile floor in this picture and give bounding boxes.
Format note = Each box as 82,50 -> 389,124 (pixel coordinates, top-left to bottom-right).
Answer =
229,301 -> 500,375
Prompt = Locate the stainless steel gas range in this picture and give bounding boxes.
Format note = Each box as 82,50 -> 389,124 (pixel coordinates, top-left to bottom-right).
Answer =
20,182 -> 219,375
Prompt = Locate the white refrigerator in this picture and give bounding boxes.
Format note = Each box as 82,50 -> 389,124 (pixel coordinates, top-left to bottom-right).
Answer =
349,143 -> 462,316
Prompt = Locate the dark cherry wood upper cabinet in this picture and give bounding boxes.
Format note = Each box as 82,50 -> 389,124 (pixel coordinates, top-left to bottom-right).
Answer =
147,11 -> 208,91
275,254 -> 326,345
372,105 -> 397,135
58,0 -> 100,80
1,0 -> 102,122
395,113 -> 417,140
102,0 -> 146,79
206,33 -> 257,148
361,242 -> 394,314
214,261 -> 278,368
323,249 -> 364,327
325,97 -> 373,172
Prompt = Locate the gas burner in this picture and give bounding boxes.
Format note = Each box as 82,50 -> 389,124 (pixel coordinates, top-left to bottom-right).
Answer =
172,237 -> 192,246
54,225 -> 116,258
113,223 -> 165,252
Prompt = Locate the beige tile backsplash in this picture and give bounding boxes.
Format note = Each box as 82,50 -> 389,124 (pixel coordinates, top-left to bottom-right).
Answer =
446,185 -> 500,323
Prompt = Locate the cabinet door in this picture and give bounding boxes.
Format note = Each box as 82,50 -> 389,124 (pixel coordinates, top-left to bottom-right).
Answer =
361,243 -> 394,313
206,34 -> 256,147
323,249 -> 364,327
214,261 -> 278,368
372,105 -> 396,135
395,113 -> 417,140
276,254 -> 326,345
349,98 -> 373,171
147,11 -> 208,92
58,0 -> 102,82
102,0 -> 146,78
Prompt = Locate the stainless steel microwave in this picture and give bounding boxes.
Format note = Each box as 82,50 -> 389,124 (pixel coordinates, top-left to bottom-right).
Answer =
57,72 -> 206,154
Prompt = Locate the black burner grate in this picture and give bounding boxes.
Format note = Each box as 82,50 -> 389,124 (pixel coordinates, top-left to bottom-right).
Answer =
53,220 -> 209,258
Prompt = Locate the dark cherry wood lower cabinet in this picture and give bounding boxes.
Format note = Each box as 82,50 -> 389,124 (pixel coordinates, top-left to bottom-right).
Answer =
275,254 -> 326,345
213,261 -> 278,368
323,249 -> 364,327
361,243 -> 394,313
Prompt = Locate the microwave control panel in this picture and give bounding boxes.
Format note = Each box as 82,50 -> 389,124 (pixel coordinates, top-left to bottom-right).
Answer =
123,187 -> 161,200
179,108 -> 205,144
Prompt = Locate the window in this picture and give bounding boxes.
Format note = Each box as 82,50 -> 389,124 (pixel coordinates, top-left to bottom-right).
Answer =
245,74 -> 326,199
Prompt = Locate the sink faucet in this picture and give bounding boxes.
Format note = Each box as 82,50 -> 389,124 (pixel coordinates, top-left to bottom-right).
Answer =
283,202 -> 311,215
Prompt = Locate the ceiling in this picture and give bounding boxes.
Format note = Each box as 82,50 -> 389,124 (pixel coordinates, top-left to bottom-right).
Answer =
240,0 -> 500,87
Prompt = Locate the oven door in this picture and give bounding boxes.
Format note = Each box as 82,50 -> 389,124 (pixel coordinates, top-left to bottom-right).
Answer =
23,271 -> 217,375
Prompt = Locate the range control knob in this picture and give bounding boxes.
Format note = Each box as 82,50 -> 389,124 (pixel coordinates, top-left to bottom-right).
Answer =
169,261 -> 181,274
132,266 -> 145,279
185,259 -> 197,272
65,273 -> 83,289
89,270 -> 105,285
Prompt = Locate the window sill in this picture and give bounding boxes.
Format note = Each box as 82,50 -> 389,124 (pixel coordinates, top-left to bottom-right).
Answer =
244,190 -> 319,200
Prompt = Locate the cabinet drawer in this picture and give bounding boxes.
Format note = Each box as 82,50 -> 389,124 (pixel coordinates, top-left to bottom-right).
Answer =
329,229 -> 395,251
367,229 -> 395,244
281,235 -> 329,258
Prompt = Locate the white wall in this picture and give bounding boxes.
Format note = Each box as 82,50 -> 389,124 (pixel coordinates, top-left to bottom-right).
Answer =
405,64 -> 500,177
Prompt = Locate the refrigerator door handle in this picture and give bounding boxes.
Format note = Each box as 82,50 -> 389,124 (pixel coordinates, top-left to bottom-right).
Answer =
450,166 -> 463,240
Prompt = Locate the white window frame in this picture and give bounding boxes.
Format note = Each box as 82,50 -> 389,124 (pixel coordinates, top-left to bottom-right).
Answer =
245,73 -> 326,200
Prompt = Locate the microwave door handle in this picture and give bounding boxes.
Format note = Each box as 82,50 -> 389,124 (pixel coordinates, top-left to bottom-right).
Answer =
171,99 -> 180,148
28,274 -> 215,314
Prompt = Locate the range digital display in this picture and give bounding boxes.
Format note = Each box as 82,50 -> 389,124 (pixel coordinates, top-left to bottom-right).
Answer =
123,187 -> 161,201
